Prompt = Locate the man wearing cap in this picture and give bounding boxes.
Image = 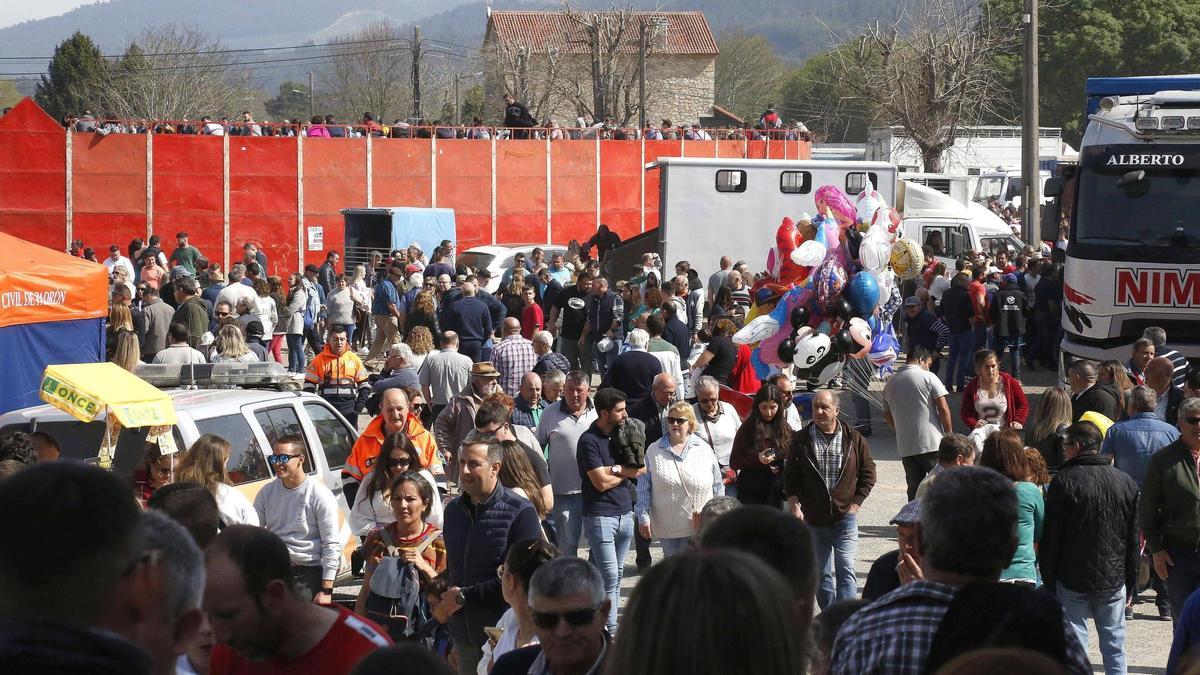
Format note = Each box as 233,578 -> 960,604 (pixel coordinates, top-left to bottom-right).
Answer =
903,295 -> 950,376
433,363 -> 502,481
990,273 -> 1028,379
367,266 -> 404,363
862,499 -> 924,601
168,232 -> 202,275
305,324 -> 371,423
784,389 -> 876,610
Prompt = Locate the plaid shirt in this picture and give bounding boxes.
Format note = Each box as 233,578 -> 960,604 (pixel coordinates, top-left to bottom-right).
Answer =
491,336 -> 538,397
809,423 -> 845,491
830,581 -> 1092,675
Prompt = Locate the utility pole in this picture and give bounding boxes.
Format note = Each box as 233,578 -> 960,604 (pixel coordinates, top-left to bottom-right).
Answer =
412,25 -> 423,120
454,72 -> 461,126
1021,0 -> 1040,243
638,20 -> 647,131
308,71 -> 315,118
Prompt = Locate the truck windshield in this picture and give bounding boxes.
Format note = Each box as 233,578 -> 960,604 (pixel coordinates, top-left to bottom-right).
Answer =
1076,165 -> 1200,248
976,176 -> 1005,203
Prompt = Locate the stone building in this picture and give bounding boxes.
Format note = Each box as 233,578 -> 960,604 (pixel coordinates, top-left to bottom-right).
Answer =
482,10 -> 718,128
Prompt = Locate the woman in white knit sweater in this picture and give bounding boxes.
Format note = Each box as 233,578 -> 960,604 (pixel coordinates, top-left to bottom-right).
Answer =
175,433 -> 259,527
635,401 -> 725,556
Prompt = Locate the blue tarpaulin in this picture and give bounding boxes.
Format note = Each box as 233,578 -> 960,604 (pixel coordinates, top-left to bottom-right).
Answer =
1,317 -> 105,414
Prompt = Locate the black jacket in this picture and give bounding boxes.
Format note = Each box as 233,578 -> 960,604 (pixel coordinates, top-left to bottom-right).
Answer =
989,286 -> 1027,337
1162,385 -> 1185,426
940,285 -> 974,334
0,617 -> 152,675
1071,383 -> 1122,423
1039,452 -> 1140,594
602,350 -> 662,404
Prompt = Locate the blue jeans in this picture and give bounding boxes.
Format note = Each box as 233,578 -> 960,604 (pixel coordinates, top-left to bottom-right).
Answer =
1165,549 -> 1200,622
286,333 -> 306,373
998,336 -> 1024,380
1057,583 -> 1126,675
660,536 -> 691,557
811,512 -> 859,610
945,331 -> 974,388
584,512 -> 634,635
551,493 -> 585,559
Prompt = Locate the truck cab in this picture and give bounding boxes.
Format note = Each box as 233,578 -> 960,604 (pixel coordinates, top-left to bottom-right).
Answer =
1047,76 -> 1200,374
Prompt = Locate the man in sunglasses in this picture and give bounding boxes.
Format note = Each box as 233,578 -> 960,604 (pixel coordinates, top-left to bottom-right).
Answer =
490,557 -> 610,675
253,436 -> 342,605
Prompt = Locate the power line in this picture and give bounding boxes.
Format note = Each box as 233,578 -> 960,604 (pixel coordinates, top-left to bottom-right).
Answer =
0,35 -> 415,61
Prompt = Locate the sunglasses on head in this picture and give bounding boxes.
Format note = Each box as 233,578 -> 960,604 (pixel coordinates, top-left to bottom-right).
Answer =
266,453 -> 302,465
666,417 -> 688,425
531,606 -> 601,630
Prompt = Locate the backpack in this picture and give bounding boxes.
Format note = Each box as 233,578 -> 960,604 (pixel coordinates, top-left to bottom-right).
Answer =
302,283 -> 320,329
363,527 -> 435,641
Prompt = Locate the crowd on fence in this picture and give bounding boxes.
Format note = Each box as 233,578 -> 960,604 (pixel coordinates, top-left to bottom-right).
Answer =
48,97 -> 812,142
7,219 -> 1200,675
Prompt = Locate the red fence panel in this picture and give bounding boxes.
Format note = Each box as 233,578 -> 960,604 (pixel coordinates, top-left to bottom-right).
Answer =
302,138 -> 366,268
683,140 -> 717,158
551,140 -> 597,246
230,136 -> 298,278
0,100 -> 65,249
374,138 -> 432,208
153,134 -> 223,269
599,142 -> 641,239
73,132 -> 146,255
496,140 -> 548,245
435,140 -> 492,249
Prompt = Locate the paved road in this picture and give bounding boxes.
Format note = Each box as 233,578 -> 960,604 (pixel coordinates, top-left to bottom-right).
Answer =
340,362 -> 1175,672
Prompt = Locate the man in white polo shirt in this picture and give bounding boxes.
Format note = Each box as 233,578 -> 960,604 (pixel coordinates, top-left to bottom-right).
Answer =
535,369 -> 598,558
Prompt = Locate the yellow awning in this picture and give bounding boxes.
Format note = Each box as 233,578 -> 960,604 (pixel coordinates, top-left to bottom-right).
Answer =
39,363 -> 177,428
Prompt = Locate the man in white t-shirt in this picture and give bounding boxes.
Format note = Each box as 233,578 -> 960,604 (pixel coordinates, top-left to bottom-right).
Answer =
253,436 -> 342,604
883,346 -> 954,501
103,245 -> 136,283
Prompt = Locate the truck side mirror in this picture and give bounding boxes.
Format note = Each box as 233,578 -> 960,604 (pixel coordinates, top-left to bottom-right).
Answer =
1043,176 -> 1063,198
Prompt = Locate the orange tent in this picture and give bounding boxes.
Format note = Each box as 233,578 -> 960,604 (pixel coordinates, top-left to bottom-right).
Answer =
0,232 -> 108,328
1,233 -> 109,413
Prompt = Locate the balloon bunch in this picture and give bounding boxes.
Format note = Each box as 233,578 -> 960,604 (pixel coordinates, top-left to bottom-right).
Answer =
733,181 -> 925,382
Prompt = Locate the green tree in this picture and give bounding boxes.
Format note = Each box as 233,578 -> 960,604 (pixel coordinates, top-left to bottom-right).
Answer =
265,81 -> 313,121
714,28 -> 788,121
987,0 -> 1200,145
35,31 -> 107,119
774,47 -> 872,143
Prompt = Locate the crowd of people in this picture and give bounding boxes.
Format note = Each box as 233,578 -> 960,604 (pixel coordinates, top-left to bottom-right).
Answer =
55,99 -> 811,143
6,224 -> 1200,675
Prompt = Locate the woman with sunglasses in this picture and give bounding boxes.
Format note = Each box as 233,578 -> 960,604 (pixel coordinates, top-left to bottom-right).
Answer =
635,402 -> 724,556
351,432 -> 444,535
479,539 -> 561,674
133,441 -> 178,507
728,383 -> 792,507
353,470 -> 448,625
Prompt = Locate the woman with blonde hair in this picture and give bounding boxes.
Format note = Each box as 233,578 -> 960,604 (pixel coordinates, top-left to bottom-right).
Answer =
406,325 -> 436,373
636,401 -> 723,555
110,329 -> 141,371
210,324 -> 259,363
1027,387 -> 1074,471
498,439 -> 549,520
175,433 -> 259,526
106,303 -> 135,360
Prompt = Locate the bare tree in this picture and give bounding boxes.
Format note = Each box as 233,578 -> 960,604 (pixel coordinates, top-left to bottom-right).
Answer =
832,0 -> 1017,171
559,2 -> 643,125
91,25 -> 252,120
714,28 -> 786,121
321,21 -> 412,123
484,41 -> 563,122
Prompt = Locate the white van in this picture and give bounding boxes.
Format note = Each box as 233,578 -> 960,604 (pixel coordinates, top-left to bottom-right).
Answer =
899,180 -> 1024,268
0,387 -> 362,574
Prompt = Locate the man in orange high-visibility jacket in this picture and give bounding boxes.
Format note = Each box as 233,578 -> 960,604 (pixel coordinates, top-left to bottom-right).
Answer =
344,387 -> 443,505
304,324 -> 371,425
